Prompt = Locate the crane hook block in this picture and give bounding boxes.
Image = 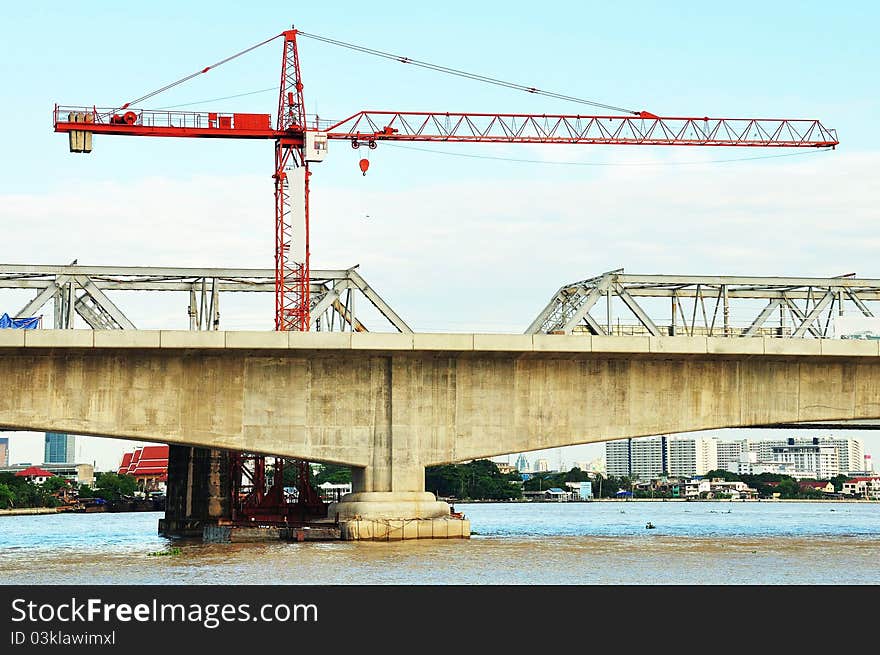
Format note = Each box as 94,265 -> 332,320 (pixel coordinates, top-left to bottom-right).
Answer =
359,158 -> 370,176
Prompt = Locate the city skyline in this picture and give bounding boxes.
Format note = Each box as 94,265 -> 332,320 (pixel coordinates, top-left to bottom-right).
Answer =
4,427 -> 879,474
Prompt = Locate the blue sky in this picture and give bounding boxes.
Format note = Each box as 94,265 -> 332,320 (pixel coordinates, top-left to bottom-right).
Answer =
2,1 -> 879,469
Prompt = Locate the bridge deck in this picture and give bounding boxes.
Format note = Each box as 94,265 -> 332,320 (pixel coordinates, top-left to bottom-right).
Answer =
0,330 -> 878,358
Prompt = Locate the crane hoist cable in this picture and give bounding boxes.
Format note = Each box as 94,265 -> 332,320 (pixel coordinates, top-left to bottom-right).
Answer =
297,30 -> 640,116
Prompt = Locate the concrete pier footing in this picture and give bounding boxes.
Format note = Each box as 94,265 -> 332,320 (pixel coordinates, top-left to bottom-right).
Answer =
328,491 -> 452,521
329,492 -> 470,540
339,516 -> 470,541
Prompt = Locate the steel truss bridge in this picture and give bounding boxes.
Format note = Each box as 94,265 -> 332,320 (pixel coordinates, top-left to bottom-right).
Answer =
527,269 -> 880,338
0,264 -> 411,333
4,263 -> 880,435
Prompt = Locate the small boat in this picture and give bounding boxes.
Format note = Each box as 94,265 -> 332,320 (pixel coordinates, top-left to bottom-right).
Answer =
645,522 -> 656,529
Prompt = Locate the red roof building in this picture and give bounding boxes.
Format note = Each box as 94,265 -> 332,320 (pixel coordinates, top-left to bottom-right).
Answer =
799,481 -> 835,493
15,466 -> 55,481
118,445 -> 169,492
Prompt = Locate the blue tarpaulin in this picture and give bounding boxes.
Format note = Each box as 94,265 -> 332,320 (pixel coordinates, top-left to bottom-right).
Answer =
0,313 -> 40,329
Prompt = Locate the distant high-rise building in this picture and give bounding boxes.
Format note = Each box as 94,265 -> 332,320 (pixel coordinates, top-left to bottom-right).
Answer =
716,440 -> 743,470
0,437 -> 8,467
607,436 -> 720,479
573,461 -> 591,472
771,438 -> 838,479
716,439 -> 759,470
667,437 -> 718,477
605,437 -> 666,479
865,454 -> 874,473
514,454 -> 530,473
44,432 -> 76,464
827,438 -> 864,474
534,458 -> 550,472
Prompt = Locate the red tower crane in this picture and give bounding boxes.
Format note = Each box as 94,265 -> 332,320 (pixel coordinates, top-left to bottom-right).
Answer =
53,27 -> 839,333
52,27 -> 838,526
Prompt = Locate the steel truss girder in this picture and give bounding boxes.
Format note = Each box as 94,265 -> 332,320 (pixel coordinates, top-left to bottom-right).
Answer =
2,263 -> 411,334
527,269 -> 880,338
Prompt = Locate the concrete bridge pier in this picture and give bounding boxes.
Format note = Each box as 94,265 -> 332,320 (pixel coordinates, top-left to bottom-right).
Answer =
327,450 -> 469,540
159,445 -> 230,538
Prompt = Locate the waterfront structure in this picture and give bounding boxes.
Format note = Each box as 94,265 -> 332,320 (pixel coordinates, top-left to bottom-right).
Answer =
0,462 -> 94,486
118,445 -> 169,492
44,432 -> 75,464
318,482 -> 352,502
800,481 -> 835,494
771,438 -> 839,479
0,436 -> 7,467
709,479 -> 758,499
682,479 -> 710,498
544,487 -> 568,501
841,477 -> 880,499
565,481 -> 593,499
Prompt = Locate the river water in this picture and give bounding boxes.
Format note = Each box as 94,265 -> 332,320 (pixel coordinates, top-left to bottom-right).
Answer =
1,501 -> 878,584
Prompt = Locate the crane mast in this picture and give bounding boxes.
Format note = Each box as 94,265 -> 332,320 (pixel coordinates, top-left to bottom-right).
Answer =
275,29 -> 310,332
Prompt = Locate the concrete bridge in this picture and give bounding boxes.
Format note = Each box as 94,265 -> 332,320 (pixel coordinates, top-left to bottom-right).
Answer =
2,329 -> 880,530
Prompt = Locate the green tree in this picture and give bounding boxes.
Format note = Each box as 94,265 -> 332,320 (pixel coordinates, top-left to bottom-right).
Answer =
93,472 -> 138,501
705,469 -> 742,482
315,463 -> 352,485
0,482 -> 16,509
425,460 -> 522,500
830,474 -> 849,492
42,476 -> 71,494
564,467 -> 590,483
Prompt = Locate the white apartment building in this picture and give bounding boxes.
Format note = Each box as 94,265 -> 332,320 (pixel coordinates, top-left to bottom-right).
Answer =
716,440 -> 744,470
667,437 -> 718,477
605,437 -> 666,479
726,452 -> 804,477
841,477 -> 880,499
828,438 -> 865,474
751,437 -> 863,476
771,438 -> 839,479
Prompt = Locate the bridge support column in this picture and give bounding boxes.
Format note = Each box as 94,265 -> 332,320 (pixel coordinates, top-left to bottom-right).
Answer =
324,357 -> 467,538
159,445 -> 230,538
